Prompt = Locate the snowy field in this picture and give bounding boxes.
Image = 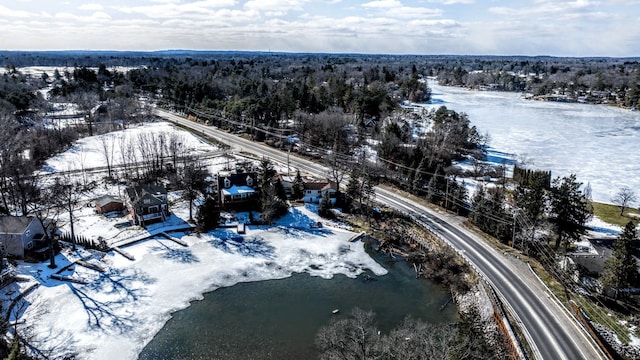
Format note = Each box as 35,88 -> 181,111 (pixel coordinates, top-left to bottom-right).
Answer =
2,123 -> 386,359
422,83 -> 640,204
41,122 -> 215,174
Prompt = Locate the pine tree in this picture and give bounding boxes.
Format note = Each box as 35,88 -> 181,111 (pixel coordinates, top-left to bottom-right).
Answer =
426,165 -> 446,204
291,169 -> 305,200
450,180 -> 469,215
318,191 -> 333,218
470,185 -> 490,231
549,174 -> 592,252
601,221 -> 639,299
196,196 -> 220,231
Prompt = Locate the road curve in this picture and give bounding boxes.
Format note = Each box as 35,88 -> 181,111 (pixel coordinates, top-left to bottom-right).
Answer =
155,109 -> 604,360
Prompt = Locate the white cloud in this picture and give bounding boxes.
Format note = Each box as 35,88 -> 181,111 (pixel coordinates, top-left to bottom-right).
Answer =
78,3 -> 103,11
118,0 -> 238,19
0,4 -> 33,17
362,0 -> 402,8
0,0 -> 637,55
245,0 -> 307,10
427,0 -> 474,4
385,6 -> 442,18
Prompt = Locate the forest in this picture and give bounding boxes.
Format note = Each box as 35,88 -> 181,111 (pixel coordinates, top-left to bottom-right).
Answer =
1,51 -> 640,359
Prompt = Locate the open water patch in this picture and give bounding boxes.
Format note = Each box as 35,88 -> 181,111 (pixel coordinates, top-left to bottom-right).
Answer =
139,246 -> 456,360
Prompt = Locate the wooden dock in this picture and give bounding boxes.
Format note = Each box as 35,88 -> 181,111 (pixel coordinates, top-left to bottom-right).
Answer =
348,232 -> 367,242
160,232 -> 188,247
111,246 -> 135,261
76,260 -> 106,272
50,274 -> 88,284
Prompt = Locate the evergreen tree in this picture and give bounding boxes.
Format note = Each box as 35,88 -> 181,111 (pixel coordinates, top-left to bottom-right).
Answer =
601,221 -> 639,299
449,180 -> 470,215
318,191 -> 333,218
411,157 -> 427,192
514,170 -> 549,231
258,157 -> 277,191
487,188 -> 511,242
180,160 -> 209,221
470,186 -> 510,242
426,165 -> 446,204
291,169 -> 305,200
346,171 -> 362,201
196,196 -> 220,231
274,179 -> 287,203
345,170 -> 362,213
470,185 -> 490,231
549,174 -> 593,251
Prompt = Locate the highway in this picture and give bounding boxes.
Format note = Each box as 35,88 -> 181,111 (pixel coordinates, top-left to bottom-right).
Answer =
155,108 -> 604,360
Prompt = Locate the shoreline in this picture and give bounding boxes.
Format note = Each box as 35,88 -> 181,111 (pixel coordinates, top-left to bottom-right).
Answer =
3,205 -> 387,360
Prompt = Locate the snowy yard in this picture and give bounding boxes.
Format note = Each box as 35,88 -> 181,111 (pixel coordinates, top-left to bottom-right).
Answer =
3,203 -> 386,360
1,122 -> 387,359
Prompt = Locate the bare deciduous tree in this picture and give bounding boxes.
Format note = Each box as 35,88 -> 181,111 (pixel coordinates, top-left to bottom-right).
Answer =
612,186 -> 637,216
98,133 -> 116,179
178,158 -> 209,222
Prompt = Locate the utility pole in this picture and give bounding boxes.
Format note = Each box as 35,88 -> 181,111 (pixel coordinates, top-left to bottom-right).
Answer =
444,177 -> 450,211
512,209 -> 519,248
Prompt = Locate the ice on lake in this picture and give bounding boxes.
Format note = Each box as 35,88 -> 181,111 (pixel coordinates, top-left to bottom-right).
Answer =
423,83 -> 640,203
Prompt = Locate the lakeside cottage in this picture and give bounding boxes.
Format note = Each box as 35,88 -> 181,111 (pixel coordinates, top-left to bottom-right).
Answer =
126,184 -> 169,226
214,172 -> 259,209
0,216 -> 48,259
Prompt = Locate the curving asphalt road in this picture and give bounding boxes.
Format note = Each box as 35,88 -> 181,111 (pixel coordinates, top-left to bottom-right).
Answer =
156,109 -> 605,360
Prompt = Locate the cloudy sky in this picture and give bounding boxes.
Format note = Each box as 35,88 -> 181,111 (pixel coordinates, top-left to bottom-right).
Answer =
1,0 -> 639,56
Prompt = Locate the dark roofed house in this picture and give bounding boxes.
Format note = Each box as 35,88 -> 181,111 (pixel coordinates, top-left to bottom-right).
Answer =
126,184 -> 169,226
95,195 -> 125,214
0,216 -> 47,258
216,172 -> 258,208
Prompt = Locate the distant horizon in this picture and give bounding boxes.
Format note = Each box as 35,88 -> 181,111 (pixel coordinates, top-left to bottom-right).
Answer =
3,49 -> 640,60
2,1 -> 639,58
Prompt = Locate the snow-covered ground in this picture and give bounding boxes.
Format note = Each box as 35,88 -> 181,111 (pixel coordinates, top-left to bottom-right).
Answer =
4,204 -> 384,360
2,122 -> 386,359
41,122 -> 215,174
421,83 -> 640,204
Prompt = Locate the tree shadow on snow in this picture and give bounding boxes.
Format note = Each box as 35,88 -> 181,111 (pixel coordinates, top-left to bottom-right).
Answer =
208,235 -> 275,259
278,207 -> 334,237
151,240 -> 200,264
68,267 -> 155,334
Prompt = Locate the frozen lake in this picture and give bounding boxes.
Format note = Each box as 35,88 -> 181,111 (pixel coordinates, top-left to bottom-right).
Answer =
425,83 -> 640,204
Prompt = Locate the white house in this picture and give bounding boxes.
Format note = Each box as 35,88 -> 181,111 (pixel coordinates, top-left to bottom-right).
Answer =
0,216 -> 47,258
303,179 -> 337,205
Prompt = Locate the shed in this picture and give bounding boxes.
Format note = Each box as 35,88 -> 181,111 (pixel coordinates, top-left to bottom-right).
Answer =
95,195 -> 125,214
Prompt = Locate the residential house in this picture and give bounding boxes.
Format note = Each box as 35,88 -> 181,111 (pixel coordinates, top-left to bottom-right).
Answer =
303,179 -> 337,205
0,216 -> 47,258
564,237 -> 640,293
215,172 -> 258,208
95,195 -> 125,214
126,184 -> 169,226
272,174 -> 295,198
